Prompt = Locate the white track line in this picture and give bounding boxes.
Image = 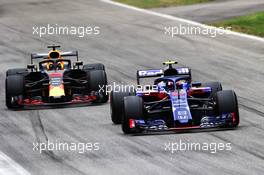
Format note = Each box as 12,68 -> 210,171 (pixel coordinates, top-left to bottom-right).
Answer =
0,151 -> 31,175
101,0 -> 264,43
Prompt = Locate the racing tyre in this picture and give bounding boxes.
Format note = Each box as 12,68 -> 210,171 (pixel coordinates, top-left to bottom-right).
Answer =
110,88 -> 135,124
203,82 -> 222,97
83,63 -> 105,71
88,70 -> 108,103
6,68 -> 28,77
215,90 -> 239,127
122,96 -> 144,134
6,75 -> 25,109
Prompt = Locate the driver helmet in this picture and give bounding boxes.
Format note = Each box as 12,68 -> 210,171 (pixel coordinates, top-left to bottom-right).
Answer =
57,61 -> 64,70
46,62 -> 55,70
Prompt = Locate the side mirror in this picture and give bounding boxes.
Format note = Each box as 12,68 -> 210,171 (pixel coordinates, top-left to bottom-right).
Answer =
75,61 -> 83,66
192,82 -> 202,87
27,64 -> 35,70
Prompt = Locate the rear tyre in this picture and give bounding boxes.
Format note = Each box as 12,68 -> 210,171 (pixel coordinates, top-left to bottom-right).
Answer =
215,90 -> 239,127
110,88 -> 135,124
6,75 -> 25,109
122,96 -> 144,134
83,63 -> 105,71
88,70 -> 108,103
203,82 -> 222,97
6,68 -> 28,77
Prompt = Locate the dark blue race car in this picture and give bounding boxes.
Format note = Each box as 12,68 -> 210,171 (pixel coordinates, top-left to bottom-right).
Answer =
110,61 -> 239,134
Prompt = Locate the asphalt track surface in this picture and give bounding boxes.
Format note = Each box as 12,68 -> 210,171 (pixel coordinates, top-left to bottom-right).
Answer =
153,0 -> 264,22
0,0 -> 264,174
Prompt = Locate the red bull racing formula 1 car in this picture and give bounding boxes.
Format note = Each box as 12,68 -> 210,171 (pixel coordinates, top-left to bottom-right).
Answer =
6,45 -> 108,109
110,61 -> 239,134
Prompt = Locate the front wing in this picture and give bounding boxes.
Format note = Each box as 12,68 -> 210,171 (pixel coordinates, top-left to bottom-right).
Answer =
20,94 -> 98,108
129,113 -> 236,133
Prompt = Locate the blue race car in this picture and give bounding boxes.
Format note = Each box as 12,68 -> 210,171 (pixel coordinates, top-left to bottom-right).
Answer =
110,61 -> 239,134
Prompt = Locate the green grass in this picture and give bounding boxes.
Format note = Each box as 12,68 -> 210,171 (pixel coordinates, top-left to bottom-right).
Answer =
114,0 -> 213,9
211,12 -> 264,37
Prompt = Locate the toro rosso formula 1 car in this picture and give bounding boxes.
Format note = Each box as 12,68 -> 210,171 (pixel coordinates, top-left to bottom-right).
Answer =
5,45 -> 108,109
110,61 -> 239,134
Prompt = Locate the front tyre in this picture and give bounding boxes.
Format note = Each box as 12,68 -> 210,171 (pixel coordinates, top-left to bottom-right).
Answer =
122,96 -> 144,134
110,89 -> 135,124
215,90 -> 239,127
88,70 -> 108,103
6,75 -> 25,109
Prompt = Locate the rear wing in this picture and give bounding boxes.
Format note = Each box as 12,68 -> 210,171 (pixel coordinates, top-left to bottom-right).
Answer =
136,69 -> 163,85
30,51 -> 79,63
137,67 -> 192,84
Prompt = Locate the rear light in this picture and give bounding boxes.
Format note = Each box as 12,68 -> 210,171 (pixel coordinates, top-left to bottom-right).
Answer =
129,119 -> 135,129
231,112 -> 236,123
